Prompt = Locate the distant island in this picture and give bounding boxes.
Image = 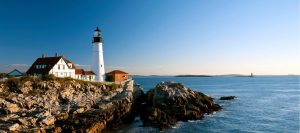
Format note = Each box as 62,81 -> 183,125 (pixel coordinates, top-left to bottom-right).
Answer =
175,75 -> 214,77
175,74 -> 254,77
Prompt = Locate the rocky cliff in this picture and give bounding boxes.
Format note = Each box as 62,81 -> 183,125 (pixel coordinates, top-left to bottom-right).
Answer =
0,78 -> 222,132
0,77 -> 144,132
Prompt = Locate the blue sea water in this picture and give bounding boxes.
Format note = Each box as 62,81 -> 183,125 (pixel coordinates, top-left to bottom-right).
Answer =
117,76 -> 300,133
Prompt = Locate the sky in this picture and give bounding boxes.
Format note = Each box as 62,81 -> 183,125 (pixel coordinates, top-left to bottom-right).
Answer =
0,0 -> 299,75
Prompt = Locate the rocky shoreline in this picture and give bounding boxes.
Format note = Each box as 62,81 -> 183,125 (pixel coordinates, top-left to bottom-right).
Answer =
140,81 -> 221,130
0,78 -> 221,132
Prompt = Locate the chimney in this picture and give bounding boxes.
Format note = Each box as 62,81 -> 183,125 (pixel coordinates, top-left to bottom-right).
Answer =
62,54 -> 65,58
55,53 -> 58,57
42,54 -> 45,58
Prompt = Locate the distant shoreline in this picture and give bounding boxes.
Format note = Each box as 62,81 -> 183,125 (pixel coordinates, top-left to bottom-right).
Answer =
175,74 -> 299,77
175,75 -> 214,77
175,74 -> 256,77
130,74 -> 299,78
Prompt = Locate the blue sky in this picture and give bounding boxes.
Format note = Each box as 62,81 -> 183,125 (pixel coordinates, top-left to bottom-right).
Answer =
0,0 -> 299,75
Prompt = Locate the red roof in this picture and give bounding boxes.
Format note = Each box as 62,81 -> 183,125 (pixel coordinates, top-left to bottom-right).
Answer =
75,69 -> 96,75
107,70 -> 128,75
75,69 -> 85,75
84,71 -> 96,75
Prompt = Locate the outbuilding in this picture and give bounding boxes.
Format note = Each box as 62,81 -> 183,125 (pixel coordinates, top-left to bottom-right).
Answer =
106,70 -> 129,83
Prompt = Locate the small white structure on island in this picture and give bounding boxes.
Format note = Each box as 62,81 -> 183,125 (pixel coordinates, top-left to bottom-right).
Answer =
91,27 -> 105,82
26,54 -> 96,81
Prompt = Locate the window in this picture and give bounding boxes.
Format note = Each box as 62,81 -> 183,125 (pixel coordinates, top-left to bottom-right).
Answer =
63,65 -> 65,70
58,65 -> 60,70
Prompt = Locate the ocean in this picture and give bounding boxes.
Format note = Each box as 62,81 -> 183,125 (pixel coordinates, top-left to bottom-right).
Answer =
116,76 -> 300,133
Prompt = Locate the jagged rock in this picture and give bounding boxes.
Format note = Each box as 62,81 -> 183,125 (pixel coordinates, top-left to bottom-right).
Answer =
30,117 -> 38,126
140,81 -> 221,130
74,107 -> 85,114
39,116 -> 55,126
24,97 -> 38,109
0,79 -> 143,132
0,130 -> 7,133
0,114 -> 19,121
8,123 -> 20,131
18,118 -> 30,126
0,83 -> 7,92
98,102 -> 114,110
55,113 -> 68,121
0,99 -> 20,113
35,110 -> 51,119
20,81 -> 32,93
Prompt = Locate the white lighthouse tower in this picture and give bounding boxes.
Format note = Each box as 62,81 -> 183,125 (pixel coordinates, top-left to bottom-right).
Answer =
91,27 -> 105,82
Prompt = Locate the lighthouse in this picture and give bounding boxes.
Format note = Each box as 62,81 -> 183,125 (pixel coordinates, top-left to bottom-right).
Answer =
91,27 -> 105,82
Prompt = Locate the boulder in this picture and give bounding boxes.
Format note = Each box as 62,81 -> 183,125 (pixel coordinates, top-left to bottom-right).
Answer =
141,81 -> 221,130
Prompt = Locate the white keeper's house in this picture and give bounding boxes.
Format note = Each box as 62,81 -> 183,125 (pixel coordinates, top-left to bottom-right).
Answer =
26,27 -> 106,82
26,54 -> 96,81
